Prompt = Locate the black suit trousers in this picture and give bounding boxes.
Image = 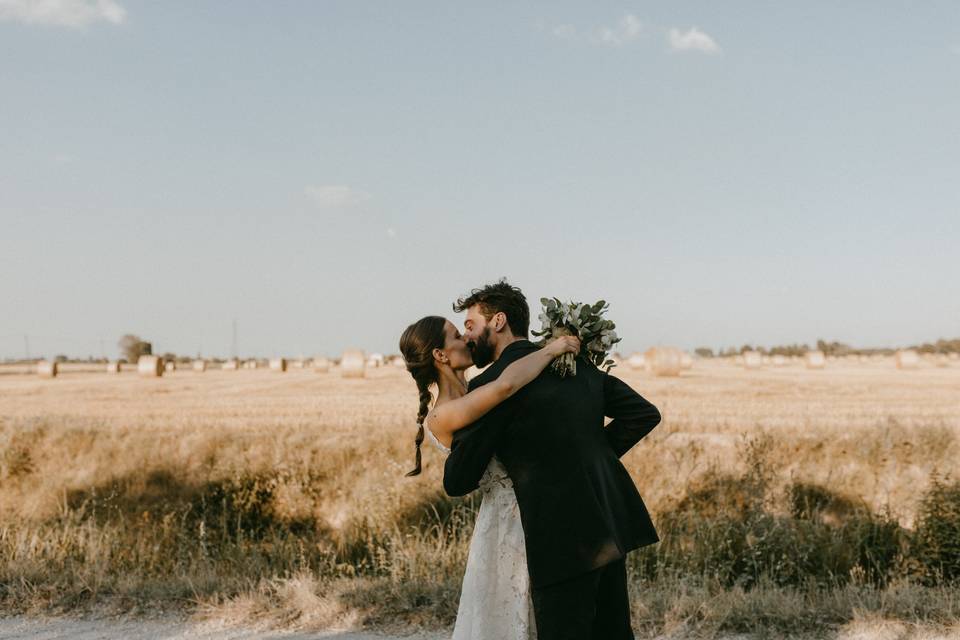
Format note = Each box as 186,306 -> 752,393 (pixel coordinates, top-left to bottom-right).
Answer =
531,558 -> 633,640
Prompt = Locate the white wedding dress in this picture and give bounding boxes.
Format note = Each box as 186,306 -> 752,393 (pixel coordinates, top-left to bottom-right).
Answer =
426,428 -> 537,640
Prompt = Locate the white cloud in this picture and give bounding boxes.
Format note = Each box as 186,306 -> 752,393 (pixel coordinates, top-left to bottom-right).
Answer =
592,14 -> 642,47
0,0 -> 126,28
552,24 -> 577,41
304,185 -> 371,209
668,26 -> 721,55
550,14 -> 642,47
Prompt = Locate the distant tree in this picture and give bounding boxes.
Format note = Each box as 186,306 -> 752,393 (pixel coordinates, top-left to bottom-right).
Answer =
769,343 -> 811,357
118,334 -> 152,363
912,341 -> 958,354
54,354 -> 68,363
816,339 -> 853,357
934,338 -> 960,354
695,347 -> 714,358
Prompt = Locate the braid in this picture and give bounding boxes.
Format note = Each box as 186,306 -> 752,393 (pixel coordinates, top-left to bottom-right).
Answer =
405,381 -> 431,477
416,384 -> 432,425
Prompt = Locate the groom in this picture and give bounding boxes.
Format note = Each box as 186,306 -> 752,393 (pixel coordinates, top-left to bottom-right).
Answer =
443,280 -> 662,640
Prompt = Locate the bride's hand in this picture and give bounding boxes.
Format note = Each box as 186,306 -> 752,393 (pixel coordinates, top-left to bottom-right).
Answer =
545,335 -> 581,357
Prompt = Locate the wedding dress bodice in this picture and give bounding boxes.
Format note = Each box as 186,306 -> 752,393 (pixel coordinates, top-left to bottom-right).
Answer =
425,428 -> 514,494
425,426 -> 451,454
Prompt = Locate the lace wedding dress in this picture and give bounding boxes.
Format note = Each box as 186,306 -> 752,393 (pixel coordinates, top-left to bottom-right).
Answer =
426,428 -> 537,640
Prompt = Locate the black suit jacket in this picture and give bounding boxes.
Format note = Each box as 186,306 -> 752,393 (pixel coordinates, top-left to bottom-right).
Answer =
443,340 -> 661,587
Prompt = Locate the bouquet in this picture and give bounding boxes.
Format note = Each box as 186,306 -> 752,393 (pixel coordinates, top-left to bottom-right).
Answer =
532,298 -> 621,377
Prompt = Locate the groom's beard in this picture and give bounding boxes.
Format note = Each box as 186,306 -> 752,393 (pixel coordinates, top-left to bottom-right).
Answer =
468,327 -> 496,368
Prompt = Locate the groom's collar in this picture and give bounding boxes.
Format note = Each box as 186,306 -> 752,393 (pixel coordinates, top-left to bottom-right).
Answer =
499,339 -> 536,360
468,339 -> 537,390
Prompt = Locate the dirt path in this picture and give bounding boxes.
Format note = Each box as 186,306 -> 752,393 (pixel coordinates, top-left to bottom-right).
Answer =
3,617 -> 955,639
0,617 -> 445,640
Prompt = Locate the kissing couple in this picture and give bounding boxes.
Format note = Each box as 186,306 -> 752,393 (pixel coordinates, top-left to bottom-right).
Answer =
399,280 -> 661,640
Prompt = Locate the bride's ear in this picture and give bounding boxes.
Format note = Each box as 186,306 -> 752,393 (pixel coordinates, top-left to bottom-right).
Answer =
432,348 -> 448,365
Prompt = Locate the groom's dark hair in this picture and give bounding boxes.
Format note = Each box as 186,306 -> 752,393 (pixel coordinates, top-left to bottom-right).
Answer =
453,278 -> 530,338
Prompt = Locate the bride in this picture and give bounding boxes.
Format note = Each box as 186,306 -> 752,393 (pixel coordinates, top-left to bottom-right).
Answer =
399,315 -> 580,640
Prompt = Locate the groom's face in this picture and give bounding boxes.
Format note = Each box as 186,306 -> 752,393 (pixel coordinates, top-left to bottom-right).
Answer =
464,306 -> 497,368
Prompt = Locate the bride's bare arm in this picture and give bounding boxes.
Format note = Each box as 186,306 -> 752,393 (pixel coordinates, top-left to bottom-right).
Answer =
427,336 -> 580,440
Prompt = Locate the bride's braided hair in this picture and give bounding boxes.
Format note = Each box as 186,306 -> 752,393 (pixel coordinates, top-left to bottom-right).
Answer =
398,315 -> 447,477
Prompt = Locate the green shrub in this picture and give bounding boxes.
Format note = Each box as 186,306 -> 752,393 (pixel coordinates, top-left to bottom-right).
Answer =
910,476 -> 960,584
635,476 -> 903,589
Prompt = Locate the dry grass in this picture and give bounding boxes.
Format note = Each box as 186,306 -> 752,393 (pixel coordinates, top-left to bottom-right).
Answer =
1,358 -> 959,635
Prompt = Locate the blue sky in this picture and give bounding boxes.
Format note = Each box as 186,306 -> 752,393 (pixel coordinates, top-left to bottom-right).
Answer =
1,1 -> 958,359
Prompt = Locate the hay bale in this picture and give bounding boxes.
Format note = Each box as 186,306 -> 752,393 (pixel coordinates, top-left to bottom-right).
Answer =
269,357 -> 288,372
895,349 -> 920,370
164,361 -> 176,373
805,350 -> 826,369
138,355 -> 163,377
771,355 -> 787,367
192,359 -> 207,372
680,352 -> 694,370
340,349 -> 366,379
742,351 -> 762,369
313,356 -> 331,373
644,347 -> 683,377
222,359 -> 239,370
244,360 -> 258,370
106,361 -> 121,374
391,356 -> 406,369
627,353 -> 646,370
291,359 -> 304,369
37,360 -> 58,378
366,353 -> 384,368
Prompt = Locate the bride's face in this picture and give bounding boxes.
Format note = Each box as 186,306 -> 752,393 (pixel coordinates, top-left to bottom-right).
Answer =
439,320 -> 474,371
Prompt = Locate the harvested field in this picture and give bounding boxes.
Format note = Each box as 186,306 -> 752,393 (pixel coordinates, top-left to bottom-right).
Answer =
1,359 -> 959,636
